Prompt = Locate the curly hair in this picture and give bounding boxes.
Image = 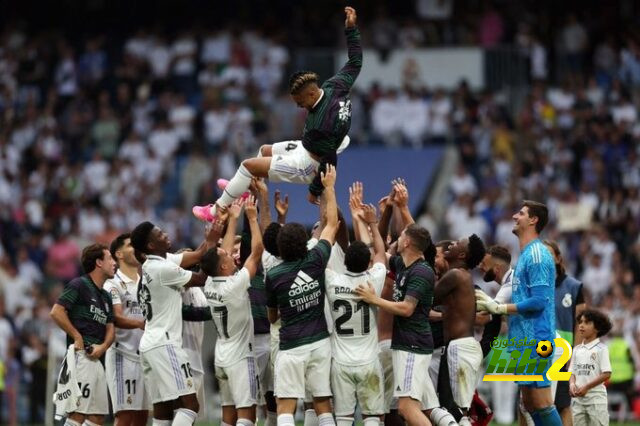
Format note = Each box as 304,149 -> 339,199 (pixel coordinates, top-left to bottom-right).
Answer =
345,241 -> 371,273
288,71 -> 319,95
466,234 -> 486,269
577,309 -> 613,338
277,223 -> 309,262
263,222 -> 282,257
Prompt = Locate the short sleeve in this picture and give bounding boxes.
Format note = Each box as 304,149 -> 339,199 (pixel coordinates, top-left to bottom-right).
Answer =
327,243 -> 346,273
103,281 -> 122,305
218,268 -> 251,299
568,352 -> 575,373
305,239 -> 331,277
368,262 -> 387,295
494,284 -> 512,304
265,272 -> 277,308
405,267 -> 433,301
57,280 -> 81,310
105,295 -> 114,323
158,262 -> 192,288
166,252 -> 184,266
599,346 -> 612,373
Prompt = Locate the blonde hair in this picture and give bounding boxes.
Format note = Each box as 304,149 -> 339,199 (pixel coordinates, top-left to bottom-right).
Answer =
288,71 -> 319,95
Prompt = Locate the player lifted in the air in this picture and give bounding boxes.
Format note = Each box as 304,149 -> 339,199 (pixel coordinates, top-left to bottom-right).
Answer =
193,6 -> 362,222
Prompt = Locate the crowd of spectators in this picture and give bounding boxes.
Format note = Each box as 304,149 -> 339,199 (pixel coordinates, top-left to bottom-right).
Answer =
1,1 -> 640,423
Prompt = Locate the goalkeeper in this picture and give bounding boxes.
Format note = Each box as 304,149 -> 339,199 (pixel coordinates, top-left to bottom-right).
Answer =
475,201 -> 562,426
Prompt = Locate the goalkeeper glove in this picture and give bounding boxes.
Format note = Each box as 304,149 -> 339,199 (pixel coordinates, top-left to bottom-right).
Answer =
475,289 -> 508,315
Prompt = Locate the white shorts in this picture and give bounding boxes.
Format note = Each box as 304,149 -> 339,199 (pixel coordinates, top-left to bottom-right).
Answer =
274,338 -> 332,399
215,357 -> 259,408
447,337 -> 482,409
392,350 -> 439,410
105,348 -> 151,412
254,333 -> 273,397
572,402 -> 609,426
331,359 -> 385,416
268,140 -> 320,184
74,351 -> 110,415
140,344 -> 196,404
429,346 -> 445,389
378,340 -> 397,412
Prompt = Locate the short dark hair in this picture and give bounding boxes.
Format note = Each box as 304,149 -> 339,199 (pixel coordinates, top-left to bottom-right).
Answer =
466,234 -> 486,269
576,309 -> 613,337
288,71 -> 319,95
344,241 -> 371,273
110,233 -> 131,262
263,222 -> 282,257
522,200 -> 549,233
277,223 -> 308,262
131,221 -> 155,254
200,247 -> 220,277
487,245 -> 511,265
81,243 -> 108,273
405,224 -> 432,253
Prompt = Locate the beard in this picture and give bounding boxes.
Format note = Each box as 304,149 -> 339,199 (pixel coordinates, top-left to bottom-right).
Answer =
483,269 -> 496,282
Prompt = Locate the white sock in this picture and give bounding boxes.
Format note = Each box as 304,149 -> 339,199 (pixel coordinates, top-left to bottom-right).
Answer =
363,417 -> 380,426
458,416 -> 472,426
304,409 -> 319,426
336,416 -> 354,426
317,413 -> 336,426
216,164 -> 253,208
172,408 -> 198,426
83,421 -> 100,426
237,419 -> 254,426
430,407 -> 457,426
222,422 -> 234,426
152,420 -> 172,426
277,414 -> 295,426
267,411 -> 278,426
64,420 -> 82,426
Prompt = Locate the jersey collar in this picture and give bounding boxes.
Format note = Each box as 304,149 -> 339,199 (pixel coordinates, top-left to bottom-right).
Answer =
116,269 -> 137,284
311,89 -> 325,110
145,254 -> 165,261
581,338 -> 601,349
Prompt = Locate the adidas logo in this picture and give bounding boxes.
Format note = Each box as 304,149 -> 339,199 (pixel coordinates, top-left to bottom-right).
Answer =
288,271 -> 320,297
396,386 -> 401,391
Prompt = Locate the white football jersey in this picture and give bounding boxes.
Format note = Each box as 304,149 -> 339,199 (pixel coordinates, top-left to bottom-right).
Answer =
138,253 -> 192,352
182,287 -> 207,374
569,338 -> 612,405
263,252 -> 284,344
203,267 -> 253,367
104,270 -> 143,357
326,262 -> 386,365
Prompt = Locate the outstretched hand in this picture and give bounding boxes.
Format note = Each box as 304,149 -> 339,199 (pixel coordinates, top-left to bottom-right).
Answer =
244,196 -> 258,220
321,164 -> 337,188
358,204 -> 379,224
275,190 -> 289,216
345,7 -> 357,28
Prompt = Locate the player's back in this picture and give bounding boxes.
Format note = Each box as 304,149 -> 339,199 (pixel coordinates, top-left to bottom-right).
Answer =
204,268 -> 254,366
138,254 -> 191,352
326,262 -> 386,365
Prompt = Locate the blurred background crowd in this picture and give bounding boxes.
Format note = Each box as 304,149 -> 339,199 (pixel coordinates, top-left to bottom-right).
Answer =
1,0 -> 640,423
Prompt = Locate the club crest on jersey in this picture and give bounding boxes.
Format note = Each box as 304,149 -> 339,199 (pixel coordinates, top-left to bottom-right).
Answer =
338,100 -> 352,122
562,293 -> 572,307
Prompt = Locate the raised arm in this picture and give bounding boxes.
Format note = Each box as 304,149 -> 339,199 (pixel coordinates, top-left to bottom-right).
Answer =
359,204 -> 386,265
319,165 -> 339,244
274,189 -> 289,225
324,7 -> 362,92
242,197 -> 265,278
180,222 -> 223,268
349,181 -> 370,243
392,179 -> 415,228
250,178 -> 272,232
221,199 -> 243,253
